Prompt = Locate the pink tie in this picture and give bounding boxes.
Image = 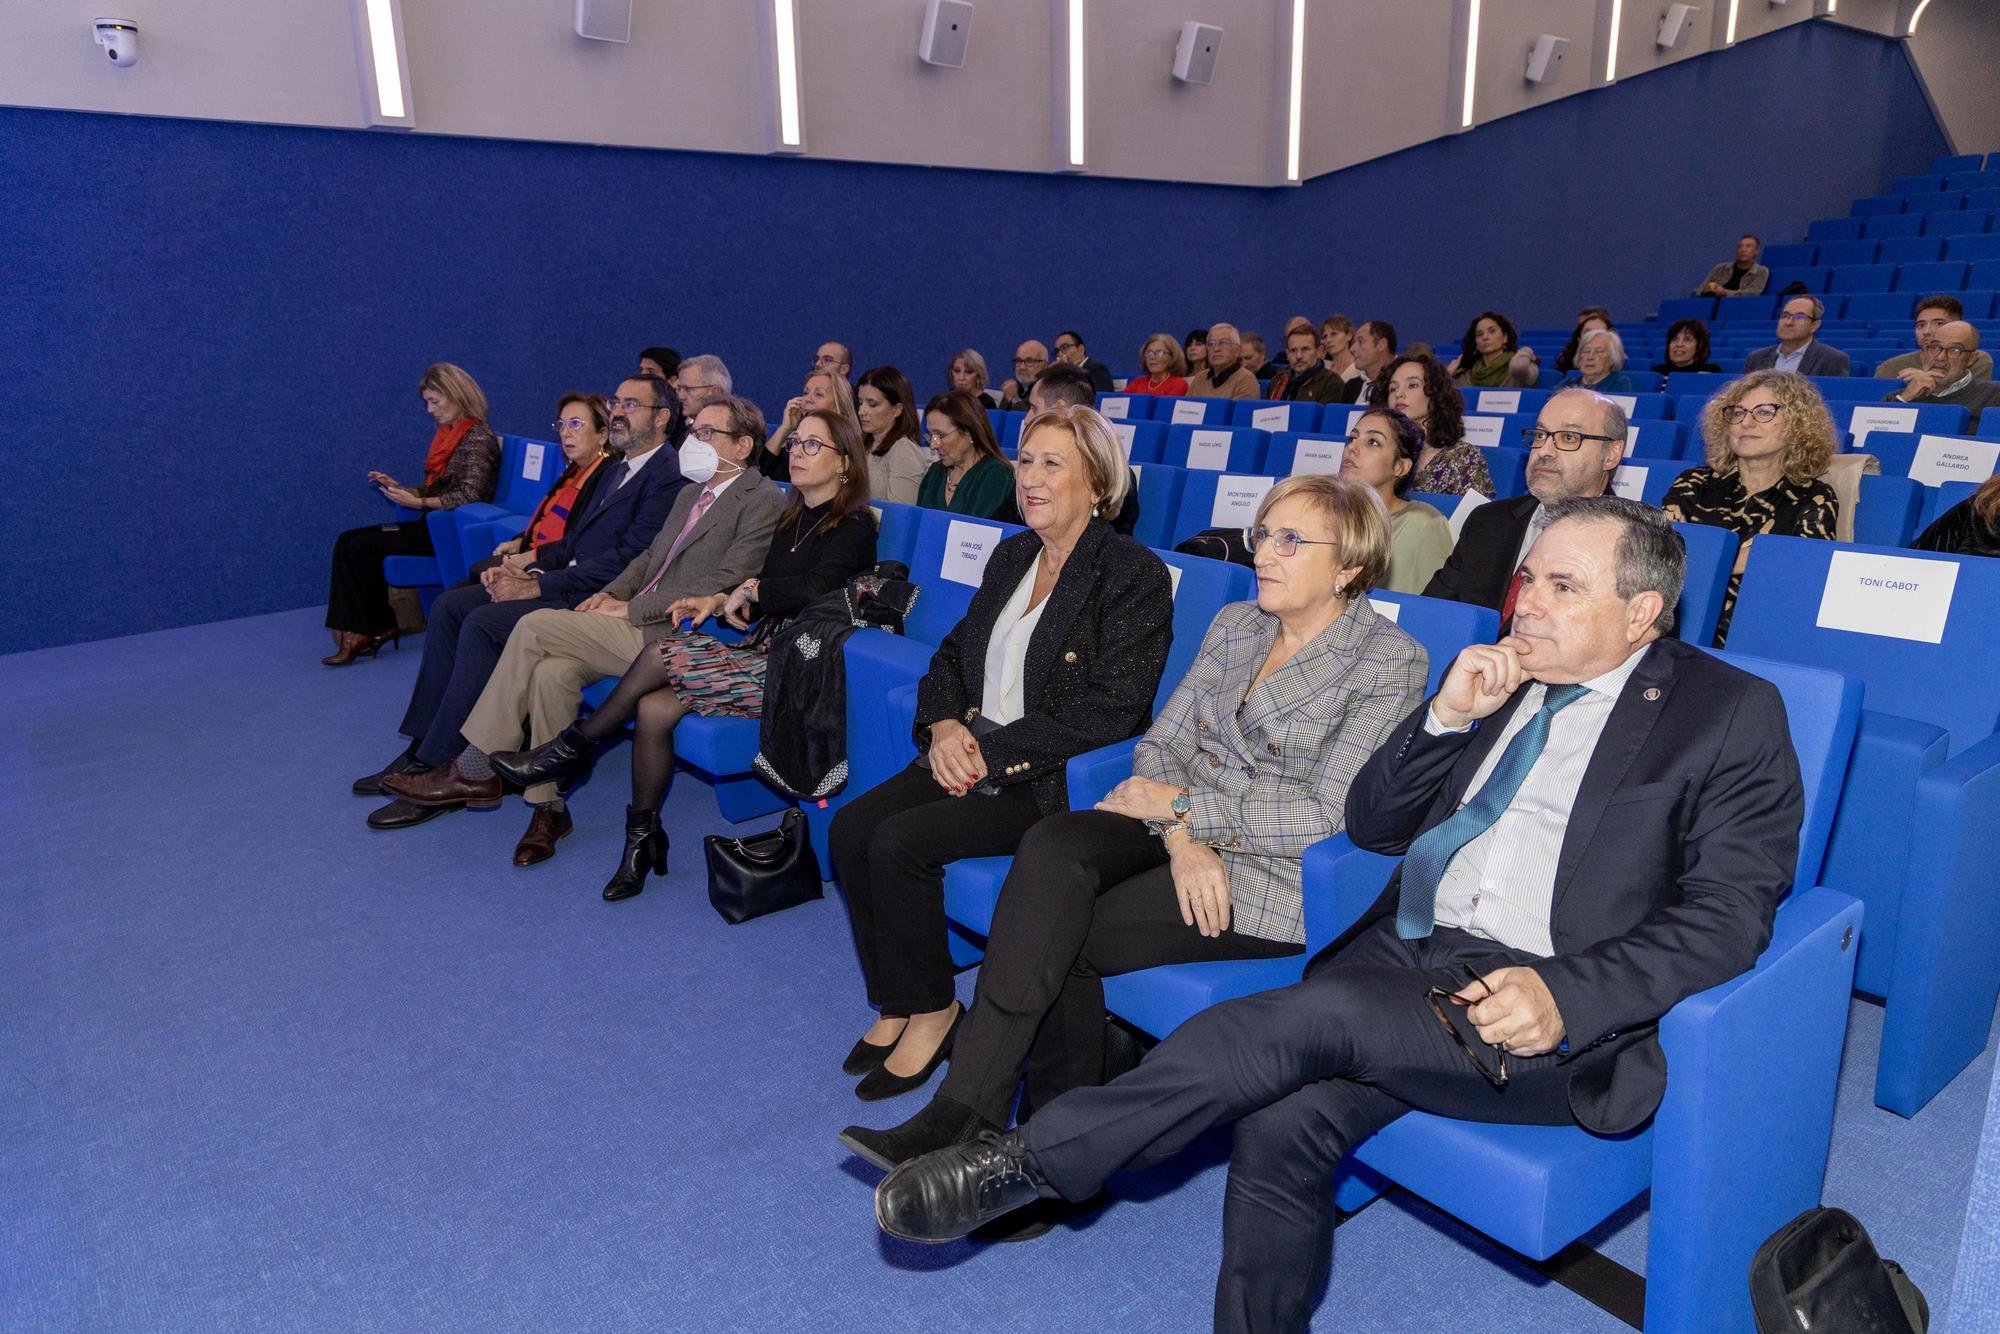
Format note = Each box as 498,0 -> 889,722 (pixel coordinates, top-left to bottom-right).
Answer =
639,488 -> 715,597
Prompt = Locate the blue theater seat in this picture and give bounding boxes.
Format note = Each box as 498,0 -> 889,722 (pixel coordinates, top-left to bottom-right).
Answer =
1160,423 -> 1268,472
1230,400 -> 1321,433
1760,242 -> 1817,268
1840,291 -> 1916,324
1093,392 -> 1155,421
1463,387 -> 1550,418
1865,215 -> 1927,240
1808,218 -> 1864,243
1103,418 -> 1169,466
1625,417 -> 1696,461
1926,210 -> 1993,239
1829,264 -> 1897,293
1714,295 -> 1780,323
1765,266 -> 1829,294
1471,445 -> 1528,498
874,500 -> 921,567
1874,236 -> 1944,265
1905,193 -> 1965,216
1948,234 -> 2000,263
1125,462 -> 1188,550
1894,173 -> 1946,195
1170,472 -> 1278,547
1654,297 -> 1715,325
1262,430 -> 1351,478
1921,479 -> 1981,530
1896,260 -> 1969,291
1816,238 -> 1881,267
1851,475 -> 1926,548
1851,195 -> 1905,217
1932,154 -> 1985,175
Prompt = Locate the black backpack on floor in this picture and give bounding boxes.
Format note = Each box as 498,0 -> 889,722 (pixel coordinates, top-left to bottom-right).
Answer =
1750,1207 -> 1929,1333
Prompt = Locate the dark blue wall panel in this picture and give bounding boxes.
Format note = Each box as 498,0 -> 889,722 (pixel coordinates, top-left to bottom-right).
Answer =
0,20 -> 1942,653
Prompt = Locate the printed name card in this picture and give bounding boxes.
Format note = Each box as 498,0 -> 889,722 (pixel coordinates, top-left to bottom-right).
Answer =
1611,464 -> 1650,501
1185,429 -> 1233,471
1908,434 -> 1999,485
942,520 -> 1002,588
1625,423 -> 1644,451
1448,490 -> 1490,543
1210,475 -> 1276,528
1171,399 -> 1208,425
1111,420 -> 1139,460
1461,416 -> 1505,447
1251,405 -> 1290,432
1477,390 -> 1521,415
1168,564 -> 1184,598
1371,597 -> 1402,624
1342,407 -> 1370,434
1814,550 -> 1960,644
1847,404 -> 1918,449
1607,395 -> 1638,413
1290,438 -> 1343,477
522,442 -> 547,480
1099,396 -> 1132,419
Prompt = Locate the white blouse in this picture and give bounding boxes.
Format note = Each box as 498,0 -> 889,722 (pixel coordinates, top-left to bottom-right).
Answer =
980,564 -> 1048,725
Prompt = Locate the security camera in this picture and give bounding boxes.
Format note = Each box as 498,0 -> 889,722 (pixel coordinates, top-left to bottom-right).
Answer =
94,18 -> 139,67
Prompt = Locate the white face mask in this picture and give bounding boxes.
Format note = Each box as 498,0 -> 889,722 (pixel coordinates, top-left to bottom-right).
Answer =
677,438 -> 741,486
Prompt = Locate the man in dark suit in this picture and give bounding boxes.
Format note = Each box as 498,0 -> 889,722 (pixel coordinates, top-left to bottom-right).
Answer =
1423,388 -> 1625,614
1266,325 -> 1347,404
871,498 -> 1805,1334
1744,296 -> 1852,377
357,373 -> 686,859
1054,330 -> 1116,394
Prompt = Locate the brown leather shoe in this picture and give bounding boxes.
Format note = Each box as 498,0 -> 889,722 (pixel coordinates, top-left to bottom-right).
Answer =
380,759 -> 502,810
513,803 -> 573,866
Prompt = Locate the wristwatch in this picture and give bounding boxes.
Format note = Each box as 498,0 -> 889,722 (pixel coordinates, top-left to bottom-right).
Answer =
1170,788 -> 1191,821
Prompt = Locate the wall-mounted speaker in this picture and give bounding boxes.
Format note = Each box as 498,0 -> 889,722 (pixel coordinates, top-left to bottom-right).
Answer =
1658,4 -> 1700,48
1524,34 -> 1569,84
575,0 -> 630,44
920,0 -> 974,68
1173,22 -> 1222,85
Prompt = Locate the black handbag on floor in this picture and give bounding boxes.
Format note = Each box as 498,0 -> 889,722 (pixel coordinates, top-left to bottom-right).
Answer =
702,808 -> 823,924
1750,1207 -> 1929,1333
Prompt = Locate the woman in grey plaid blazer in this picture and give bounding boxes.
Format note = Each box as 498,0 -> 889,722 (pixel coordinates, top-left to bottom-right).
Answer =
842,474 -> 1430,1180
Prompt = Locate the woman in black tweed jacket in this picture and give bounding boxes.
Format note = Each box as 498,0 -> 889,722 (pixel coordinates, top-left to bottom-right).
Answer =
830,404 -> 1174,1101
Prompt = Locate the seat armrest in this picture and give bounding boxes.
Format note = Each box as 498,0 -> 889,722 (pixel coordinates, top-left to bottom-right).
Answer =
1301,834 -> 1398,958
1066,739 -> 1139,810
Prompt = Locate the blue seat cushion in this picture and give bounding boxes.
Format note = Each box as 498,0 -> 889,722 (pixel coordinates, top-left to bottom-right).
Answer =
382,555 -> 441,586
1102,955 -> 1312,1041
676,715 -> 761,774
941,856 -> 1012,936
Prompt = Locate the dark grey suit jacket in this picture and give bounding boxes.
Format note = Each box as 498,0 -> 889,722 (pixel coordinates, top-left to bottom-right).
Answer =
600,470 -> 787,628
1744,340 -> 1851,377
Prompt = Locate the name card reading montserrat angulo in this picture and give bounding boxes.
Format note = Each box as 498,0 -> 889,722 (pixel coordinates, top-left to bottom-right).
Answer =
1210,475 -> 1276,528
1815,550 -> 1961,645
941,520 -> 1002,588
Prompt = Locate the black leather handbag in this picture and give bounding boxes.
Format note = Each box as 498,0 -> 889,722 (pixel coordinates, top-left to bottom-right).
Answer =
1750,1207 -> 1928,1333
702,808 -> 823,924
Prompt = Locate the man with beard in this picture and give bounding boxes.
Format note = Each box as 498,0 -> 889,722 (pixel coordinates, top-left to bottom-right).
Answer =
355,372 -> 686,864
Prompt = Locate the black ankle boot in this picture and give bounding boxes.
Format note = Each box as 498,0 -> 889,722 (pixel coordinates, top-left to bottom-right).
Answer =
839,1095 -> 999,1173
491,725 -> 594,789
603,805 -> 668,901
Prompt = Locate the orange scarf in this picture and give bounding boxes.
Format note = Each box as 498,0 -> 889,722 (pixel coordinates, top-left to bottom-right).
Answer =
424,417 -> 477,487
528,454 -> 609,548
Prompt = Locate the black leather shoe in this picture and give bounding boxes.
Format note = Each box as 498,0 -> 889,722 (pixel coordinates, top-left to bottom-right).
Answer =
840,1096 -> 997,1172
603,805 -> 668,901
353,746 -> 429,797
367,798 -> 447,830
855,1005 -> 962,1101
491,725 -> 595,790
842,1034 -> 897,1077
875,1130 -> 1056,1244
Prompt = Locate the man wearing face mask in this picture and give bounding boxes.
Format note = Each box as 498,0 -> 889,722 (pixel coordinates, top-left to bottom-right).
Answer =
382,396 -> 786,852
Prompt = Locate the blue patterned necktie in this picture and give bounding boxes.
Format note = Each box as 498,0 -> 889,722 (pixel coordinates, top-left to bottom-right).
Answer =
1395,683 -> 1591,940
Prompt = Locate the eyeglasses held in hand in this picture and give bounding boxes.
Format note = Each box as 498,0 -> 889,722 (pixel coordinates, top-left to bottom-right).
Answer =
1245,525 -> 1340,558
1424,964 -> 1509,1090
1520,427 -> 1621,452
1722,404 -> 1783,424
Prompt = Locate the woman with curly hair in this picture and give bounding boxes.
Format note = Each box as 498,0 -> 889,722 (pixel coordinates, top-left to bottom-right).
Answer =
1446,311 -> 1539,389
1372,352 -> 1495,497
1663,370 -> 1839,645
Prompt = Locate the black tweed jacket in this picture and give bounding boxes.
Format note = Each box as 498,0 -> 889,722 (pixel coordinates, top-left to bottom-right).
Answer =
914,518 -> 1174,816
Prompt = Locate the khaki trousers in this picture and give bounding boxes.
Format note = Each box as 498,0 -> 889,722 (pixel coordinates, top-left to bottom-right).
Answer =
461,608 -> 648,803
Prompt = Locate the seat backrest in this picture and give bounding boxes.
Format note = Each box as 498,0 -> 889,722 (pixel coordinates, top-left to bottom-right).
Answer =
1625,418 -> 1695,461
1463,387 -> 1549,417
1473,445 -> 1528,498
1727,535 -> 2000,752
1808,218 -> 1864,242
1864,214 -> 1926,238
1893,173 -> 1945,195
1365,591 -> 1499,696
1155,395 -> 1235,427
1816,238 -> 1880,266
1127,462 -> 1189,550
1715,295 -> 1781,323
1672,521 -> 1740,648
1926,209 -> 1994,238
902,508 -> 1025,646
1761,242 -> 1817,268
1852,475 -> 1925,548
1665,372 -> 1733,401
1262,430 -> 1349,478
1610,458 -> 1683,508
1163,423 -> 1268,472
1105,418 -> 1169,466
1811,376 -> 1904,401
494,435 -> 558,516
1924,479 -> 1980,528
1949,234 -> 2000,263
1094,392 -> 1152,421
1874,236 -> 1944,265
1172,472 -> 1277,546
1829,264 -> 1897,293
1896,260 -> 1969,292
873,500 -> 921,567
1152,551 -> 1256,712
1905,192 -> 1966,215
1230,400 -> 1320,433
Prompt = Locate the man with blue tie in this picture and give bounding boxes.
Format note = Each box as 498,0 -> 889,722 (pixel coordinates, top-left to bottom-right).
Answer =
872,497 -> 1806,1334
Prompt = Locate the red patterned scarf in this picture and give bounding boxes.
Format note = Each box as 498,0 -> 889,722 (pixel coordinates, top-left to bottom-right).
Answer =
423,417 -> 477,487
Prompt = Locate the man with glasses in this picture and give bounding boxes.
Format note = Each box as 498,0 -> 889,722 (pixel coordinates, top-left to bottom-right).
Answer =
1052,330 -> 1115,393
1878,296 -> 1993,383
812,341 -> 853,381
380,395 -> 785,865
1187,322 -> 1259,400
1745,297 -> 1850,377
875,498 -> 1804,1334
999,340 -> 1050,411
1885,320 -> 2000,430
356,374 -> 687,860
675,353 -> 734,420
1422,389 -> 1625,616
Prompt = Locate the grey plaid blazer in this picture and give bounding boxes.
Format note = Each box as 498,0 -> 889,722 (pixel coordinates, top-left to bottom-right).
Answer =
1134,597 -> 1427,944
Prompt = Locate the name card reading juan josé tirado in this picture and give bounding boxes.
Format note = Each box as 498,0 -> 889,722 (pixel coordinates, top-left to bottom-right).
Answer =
941,520 -> 1001,588
1815,550 -> 1960,645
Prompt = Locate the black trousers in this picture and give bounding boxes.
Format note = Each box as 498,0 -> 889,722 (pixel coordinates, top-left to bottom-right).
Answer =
398,581 -> 565,766
937,810 -> 1302,1126
326,521 -> 434,634
1023,920 -> 1579,1334
829,762 -> 1045,1016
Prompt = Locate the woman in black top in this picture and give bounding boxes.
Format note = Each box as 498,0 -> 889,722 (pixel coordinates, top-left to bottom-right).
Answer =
493,411 -> 877,899
1913,475 -> 2000,558
1651,318 -> 1723,378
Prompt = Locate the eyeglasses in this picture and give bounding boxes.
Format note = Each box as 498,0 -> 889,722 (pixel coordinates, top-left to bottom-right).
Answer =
1425,966 -> 1508,1090
1208,338 -> 1240,349
1722,404 -> 1783,424
787,436 -> 842,456
608,396 -> 657,413
550,417 -> 591,433
923,426 -> 961,448
1246,526 -> 1340,557
687,424 -> 744,444
1054,342 -> 1081,354
1777,311 -> 1818,324
1015,356 -> 1047,367
1520,427 -> 1620,451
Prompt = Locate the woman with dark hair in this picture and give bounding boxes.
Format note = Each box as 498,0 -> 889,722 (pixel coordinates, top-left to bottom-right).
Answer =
1554,307 -> 1613,375
1373,353 -> 1495,497
1913,475 -> 2000,558
1652,319 -> 1722,378
638,347 -> 681,383
856,366 -> 928,506
1183,328 -> 1210,378
1339,408 -> 1453,593
1446,311 -> 1538,389
482,393 -> 612,573
492,409 -> 878,900
326,362 -> 501,664
917,392 -> 1014,518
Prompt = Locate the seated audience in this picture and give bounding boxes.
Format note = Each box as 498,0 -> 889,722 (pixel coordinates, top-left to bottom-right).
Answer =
1054,331 -> 1116,393
638,346 -> 680,384
327,363 -> 500,665
1424,388 -> 1626,612
1240,333 -> 1270,384
1884,320 -> 2000,430
1694,234 -> 1770,297
856,366 -> 930,506
1376,353 -> 1494,497
1187,324 -> 1260,399
1318,315 -> 1367,403
1745,297 -> 1851,376
1182,327 -> 1209,379
948,348 -> 1002,408
1126,333 -> 1190,397
1447,311 -> 1538,389
1350,319 -> 1397,403
491,411 -> 877,900
1652,319 -> 1721,377
674,353 -> 735,420
765,369 -> 857,479
917,392 -> 1014,519
1878,296 -> 1994,382
1256,318 -> 1313,379
1664,370 -> 1838,645
874,501 -> 1806,1334
828,405 -> 1174,1101
1557,329 -> 1637,394
1267,324 -> 1346,403
380,395 -> 786,849
1553,307 -> 1612,375
1341,408 -> 1454,593
1000,340 -> 1049,410
358,384 -> 686,851
1913,474 -> 2000,558
1002,364 -> 1141,537
838,474 -> 1426,1176
814,341 -> 854,381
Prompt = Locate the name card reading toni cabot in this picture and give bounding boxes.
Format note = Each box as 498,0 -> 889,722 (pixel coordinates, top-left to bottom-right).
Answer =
1815,550 -> 1960,644
1185,429 -> 1233,470
1477,390 -> 1521,415
941,520 -> 1002,587
1171,399 -> 1208,425
1099,396 -> 1131,418
1210,475 -> 1276,527
1611,464 -> 1649,501
1251,405 -> 1290,432
1290,438 -> 1343,477
1909,435 -> 2000,486
1847,404 -> 1918,449
522,442 -> 547,480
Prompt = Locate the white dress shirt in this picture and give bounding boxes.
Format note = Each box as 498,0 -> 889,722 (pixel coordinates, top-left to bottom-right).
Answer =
618,441 -> 667,489
980,565 -> 1048,726
1773,340 -> 1813,374
1422,645 -> 1650,955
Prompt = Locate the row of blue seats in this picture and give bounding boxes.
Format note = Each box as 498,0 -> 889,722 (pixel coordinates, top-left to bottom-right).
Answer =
1768,261 -> 2000,295
1813,209 -> 1997,240
1658,290 -> 2000,327
1924,151 -> 2000,177
1765,233 -> 2000,268
380,433 -> 569,602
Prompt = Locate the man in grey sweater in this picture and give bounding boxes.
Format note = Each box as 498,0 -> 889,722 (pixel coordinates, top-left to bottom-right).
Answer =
1886,321 -> 2000,432
1694,234 -> 1770,298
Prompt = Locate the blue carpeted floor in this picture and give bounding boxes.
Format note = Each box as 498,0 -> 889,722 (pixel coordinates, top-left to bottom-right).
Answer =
4,607 -> 1993,1332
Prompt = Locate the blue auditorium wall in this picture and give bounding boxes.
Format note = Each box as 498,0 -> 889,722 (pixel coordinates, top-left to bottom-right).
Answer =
0,20 -> 1944,653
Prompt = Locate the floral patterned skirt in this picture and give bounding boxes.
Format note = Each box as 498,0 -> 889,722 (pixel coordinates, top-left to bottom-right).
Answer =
655,626 -> 771,719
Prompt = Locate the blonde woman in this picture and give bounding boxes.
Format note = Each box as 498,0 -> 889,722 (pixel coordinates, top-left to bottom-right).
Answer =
949,348 -> 1002,408
763,368 -> 856,478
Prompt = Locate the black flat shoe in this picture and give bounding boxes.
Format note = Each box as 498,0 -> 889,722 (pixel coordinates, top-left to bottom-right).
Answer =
603,805 -> 668,901
491,725 -> 595,790
855,1005 -> 962,1102
839,1095 -> 997,1173
875,1130 -> 1055,1244
367,798 -> 448,830
353,746 -> 428,797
